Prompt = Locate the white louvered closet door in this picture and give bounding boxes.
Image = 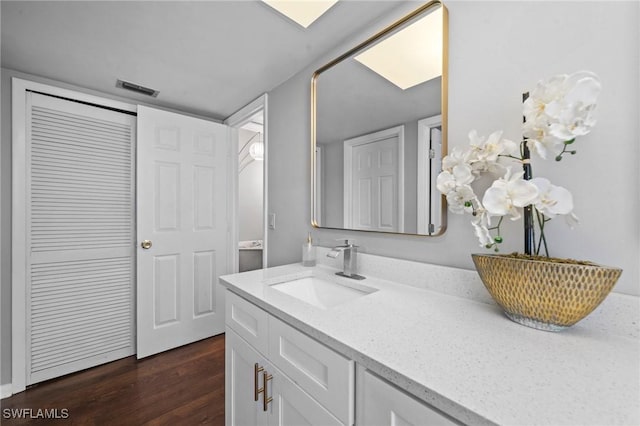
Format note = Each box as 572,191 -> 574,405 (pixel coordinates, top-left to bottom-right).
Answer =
26,92 -> 136,385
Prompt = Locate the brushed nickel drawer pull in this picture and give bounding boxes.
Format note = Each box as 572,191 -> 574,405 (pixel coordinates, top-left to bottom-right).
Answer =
263,371 -> 273,411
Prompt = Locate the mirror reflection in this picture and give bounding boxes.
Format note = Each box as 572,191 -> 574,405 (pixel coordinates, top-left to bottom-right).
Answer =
312,2 -> 448,235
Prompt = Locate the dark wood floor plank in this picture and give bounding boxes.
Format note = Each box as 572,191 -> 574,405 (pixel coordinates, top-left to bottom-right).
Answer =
1,335 -> 225,426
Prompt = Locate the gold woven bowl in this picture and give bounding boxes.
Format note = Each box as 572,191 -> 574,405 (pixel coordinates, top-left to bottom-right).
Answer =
472,253 -> 622,331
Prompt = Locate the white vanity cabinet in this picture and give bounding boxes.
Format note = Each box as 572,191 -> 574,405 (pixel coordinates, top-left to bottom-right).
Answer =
226,329 -> 343,426
225,290 -> 352,426
356,366 -> 458,426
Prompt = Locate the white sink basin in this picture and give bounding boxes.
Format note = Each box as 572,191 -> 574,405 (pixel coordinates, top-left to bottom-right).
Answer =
267,272 -> 377,309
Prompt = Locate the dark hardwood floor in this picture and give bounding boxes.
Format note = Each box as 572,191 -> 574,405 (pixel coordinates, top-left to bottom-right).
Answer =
1,334 -> 225,425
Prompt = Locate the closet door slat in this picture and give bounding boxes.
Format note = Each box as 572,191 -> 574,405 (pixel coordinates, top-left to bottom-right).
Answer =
30,105 -> 133,252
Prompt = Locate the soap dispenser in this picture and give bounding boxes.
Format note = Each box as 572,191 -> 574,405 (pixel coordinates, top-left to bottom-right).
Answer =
302,232 -> 316,267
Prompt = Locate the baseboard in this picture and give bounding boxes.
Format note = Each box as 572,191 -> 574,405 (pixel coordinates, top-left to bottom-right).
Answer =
1,383 -> 12,399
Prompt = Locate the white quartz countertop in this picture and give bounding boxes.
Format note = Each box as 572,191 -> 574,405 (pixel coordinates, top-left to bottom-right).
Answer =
219,261 -> 640,426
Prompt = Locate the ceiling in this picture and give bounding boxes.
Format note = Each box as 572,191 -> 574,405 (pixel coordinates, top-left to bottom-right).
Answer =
316,57 -> 441,144
315,2 -> 443,144
1,0 -> 407,120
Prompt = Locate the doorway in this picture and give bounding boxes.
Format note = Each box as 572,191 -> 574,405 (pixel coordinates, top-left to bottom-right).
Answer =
224,94 -> 268,272
237,113 -> 264,272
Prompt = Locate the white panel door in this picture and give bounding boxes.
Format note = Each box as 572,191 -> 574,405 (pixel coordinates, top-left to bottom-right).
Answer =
345,126 -> 403,232
25,92 -> 136,385
137,106 -> 230,358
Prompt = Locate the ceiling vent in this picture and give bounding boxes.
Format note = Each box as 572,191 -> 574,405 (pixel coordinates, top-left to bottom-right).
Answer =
116,79 -> 159,97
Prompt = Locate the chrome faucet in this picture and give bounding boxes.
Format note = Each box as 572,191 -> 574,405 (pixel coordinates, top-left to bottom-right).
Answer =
327,239 -> 365,280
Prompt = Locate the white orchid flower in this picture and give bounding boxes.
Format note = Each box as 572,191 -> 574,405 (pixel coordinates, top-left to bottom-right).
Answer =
438,146 -> 478,215
564,71 -> 601,104
482,168 -> 539,220
469,130 -> 495,158
442,147 -> 472,172
547,100 -> 598,141
524,129 -> 563,160
468,130 -> 519,174
565,212 -> 580,229
453,164 -> 474,186
436,171 -> 456,194
445,184 -> 477,214
498,138 -> 519,158
548,71 -> 601,139
437,162 -> 474,193
470,130 -> 518,161
523,71 -> 601,158
471,210 -> 493,247
531,178 -> 574,218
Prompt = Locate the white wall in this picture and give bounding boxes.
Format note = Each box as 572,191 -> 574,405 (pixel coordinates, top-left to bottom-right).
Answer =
239,160 -> 264,241
320,142 -> 343,228
267,1 -> 640,297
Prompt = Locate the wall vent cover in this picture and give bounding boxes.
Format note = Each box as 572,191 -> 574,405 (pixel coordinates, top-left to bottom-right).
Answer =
116,79 -> 159,97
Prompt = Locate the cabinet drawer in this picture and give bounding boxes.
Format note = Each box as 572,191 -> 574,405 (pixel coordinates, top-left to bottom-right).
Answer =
268,315 -> 354,425
357,367 -> 458,426
273,366 -> 345,426
225,290 -> 269,355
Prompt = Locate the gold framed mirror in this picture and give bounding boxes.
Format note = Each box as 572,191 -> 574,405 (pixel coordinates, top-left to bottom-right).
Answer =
311,1 -> 448,236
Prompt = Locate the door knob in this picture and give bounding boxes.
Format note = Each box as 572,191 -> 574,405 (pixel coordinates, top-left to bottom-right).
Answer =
141,240 -> 152,249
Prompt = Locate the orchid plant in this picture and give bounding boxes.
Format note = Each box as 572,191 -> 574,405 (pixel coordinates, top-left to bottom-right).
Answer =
437,71 -> 601,256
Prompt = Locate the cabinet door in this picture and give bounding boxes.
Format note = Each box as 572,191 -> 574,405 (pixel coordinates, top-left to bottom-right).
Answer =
268,368 -> 344,426
228,327 -> 344,426
226,328 -> 268,426
268,315 -> 354,424
356,367 -> 457,426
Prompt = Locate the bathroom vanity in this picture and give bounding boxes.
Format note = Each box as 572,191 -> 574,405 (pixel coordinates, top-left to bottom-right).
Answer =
220,249 -> 639,426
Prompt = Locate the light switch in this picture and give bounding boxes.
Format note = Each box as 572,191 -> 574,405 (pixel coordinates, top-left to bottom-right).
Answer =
268,213 -> 276,230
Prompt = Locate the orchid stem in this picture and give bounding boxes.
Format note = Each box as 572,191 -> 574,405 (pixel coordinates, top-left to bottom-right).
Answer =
535,209 -> 550,257
555,140 -> 577,161
498,154 -> 524,161
488,217 -> 503,232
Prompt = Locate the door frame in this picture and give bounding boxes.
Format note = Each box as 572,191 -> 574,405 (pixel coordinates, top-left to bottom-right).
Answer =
417,115 -> 442,235
343,125 -> 405,232
11,78 -> 137,394
224,94 -> 269,270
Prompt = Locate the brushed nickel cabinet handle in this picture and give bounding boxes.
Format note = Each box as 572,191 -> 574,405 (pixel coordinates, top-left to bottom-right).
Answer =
254,363 -> 264,402
263,371 -> 273,412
